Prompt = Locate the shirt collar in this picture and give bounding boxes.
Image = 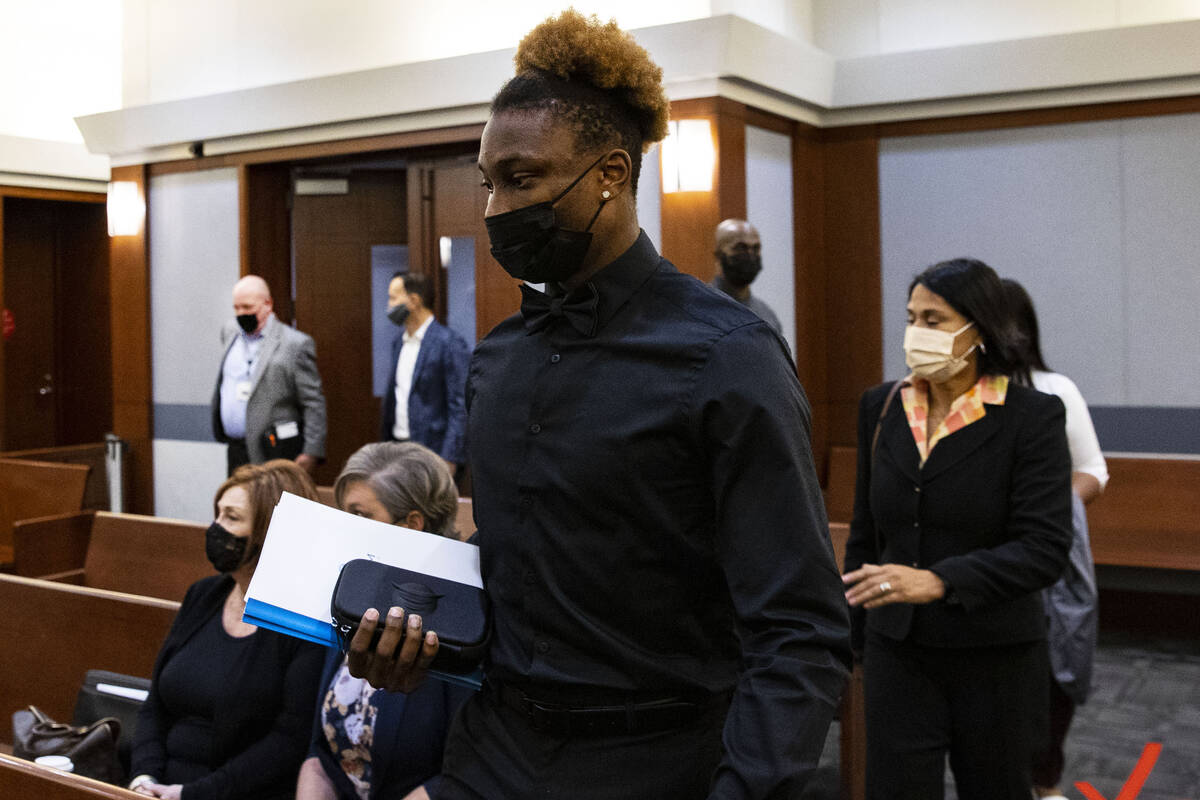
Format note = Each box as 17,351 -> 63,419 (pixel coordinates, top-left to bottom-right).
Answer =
901,373 -> 1010,405
546,230 -> 660,335
404,313 -> 434,344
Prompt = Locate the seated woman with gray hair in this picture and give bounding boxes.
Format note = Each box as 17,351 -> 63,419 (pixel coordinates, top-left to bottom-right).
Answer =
296,441 -> 471,800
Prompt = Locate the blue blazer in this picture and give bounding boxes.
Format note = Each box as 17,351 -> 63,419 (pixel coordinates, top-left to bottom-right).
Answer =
308,650 -> 472,800
380,319 -> 469,464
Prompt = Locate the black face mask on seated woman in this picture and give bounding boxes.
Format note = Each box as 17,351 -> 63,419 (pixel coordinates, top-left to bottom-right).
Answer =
205,521 -> 251,574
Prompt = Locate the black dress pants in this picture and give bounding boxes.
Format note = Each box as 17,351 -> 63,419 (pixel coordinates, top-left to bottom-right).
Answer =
226,439 -> 250,476
436,688 -> 728,800
863,631 -> 1048,800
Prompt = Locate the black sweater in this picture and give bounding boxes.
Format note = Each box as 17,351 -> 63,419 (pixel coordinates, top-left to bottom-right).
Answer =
131,574 -> 325,800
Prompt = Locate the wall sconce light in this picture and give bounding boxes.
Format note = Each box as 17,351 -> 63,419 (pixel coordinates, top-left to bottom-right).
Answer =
660,119 -> 715,193
107,181 -> 144,237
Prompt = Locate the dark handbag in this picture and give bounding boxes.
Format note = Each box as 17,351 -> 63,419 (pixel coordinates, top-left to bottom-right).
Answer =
73,669 -> 151,781
331,558 -> 489,675
12,705 -> 123,783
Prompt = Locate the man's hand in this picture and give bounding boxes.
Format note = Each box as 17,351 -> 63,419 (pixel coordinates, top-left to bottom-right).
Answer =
345,606 -> 439,693
295,453 -> 318,476
842,563 -> 946,609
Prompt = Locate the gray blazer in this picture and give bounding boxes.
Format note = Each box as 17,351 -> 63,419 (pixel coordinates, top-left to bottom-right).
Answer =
211,314 -> 327,463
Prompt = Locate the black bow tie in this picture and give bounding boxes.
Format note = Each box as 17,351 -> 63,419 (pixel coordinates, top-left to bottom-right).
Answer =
519,282 -> 600,337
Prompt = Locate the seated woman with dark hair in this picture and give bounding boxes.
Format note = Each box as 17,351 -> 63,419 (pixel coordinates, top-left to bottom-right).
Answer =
130,460 -> 326,800
296,441 -> 471,800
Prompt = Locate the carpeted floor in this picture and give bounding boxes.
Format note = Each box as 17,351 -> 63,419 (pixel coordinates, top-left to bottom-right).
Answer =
802,631 -> 1200,799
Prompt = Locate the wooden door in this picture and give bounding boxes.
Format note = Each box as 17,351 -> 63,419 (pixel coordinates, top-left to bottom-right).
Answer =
407,156 -> 521,343
0,197 -> 112,452
292,171 -> 407,486
1,198 -> 57,449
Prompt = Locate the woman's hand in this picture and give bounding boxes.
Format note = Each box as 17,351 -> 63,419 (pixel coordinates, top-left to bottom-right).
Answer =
842,563 -> 946,608
137,782 -> 182,799
402,785 -> 432,800
346,606 -> 439,693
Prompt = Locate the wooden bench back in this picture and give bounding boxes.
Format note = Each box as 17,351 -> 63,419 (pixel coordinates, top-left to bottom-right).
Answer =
12,512 -> 96,578
0,753 -> 144,799
0,575 -> 177,730
83,513 -> 211,600
1088,456 -> 1200,571
0,459 -> 90,565
1,443 -> 112,511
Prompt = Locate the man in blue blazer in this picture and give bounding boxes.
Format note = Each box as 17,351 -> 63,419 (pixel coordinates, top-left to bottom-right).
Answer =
379,272 -> 469,471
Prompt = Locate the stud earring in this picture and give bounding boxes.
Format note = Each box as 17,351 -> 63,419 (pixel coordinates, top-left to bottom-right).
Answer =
601,190 -> 612,199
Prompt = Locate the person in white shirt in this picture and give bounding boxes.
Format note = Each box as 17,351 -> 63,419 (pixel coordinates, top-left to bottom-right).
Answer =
1004,278 -> 1108,800
379,272 -> 470,475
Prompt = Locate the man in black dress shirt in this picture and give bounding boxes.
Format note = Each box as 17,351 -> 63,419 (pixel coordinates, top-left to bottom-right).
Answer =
349,11 -> 850,798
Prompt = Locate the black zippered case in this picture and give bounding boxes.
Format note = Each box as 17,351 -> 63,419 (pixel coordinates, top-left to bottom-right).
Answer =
330,558 -> 489,675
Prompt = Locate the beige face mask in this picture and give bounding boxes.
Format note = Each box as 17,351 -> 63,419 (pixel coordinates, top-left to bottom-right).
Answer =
903,321 -> 978,383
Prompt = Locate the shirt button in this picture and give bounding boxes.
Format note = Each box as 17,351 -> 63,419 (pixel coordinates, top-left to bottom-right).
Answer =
911,561 -> 919,567
913,522 -> 919,528
529,423 -> 541,434
550,354 -> 561,363
914,486 -> 921,493
535,641 -> 550,654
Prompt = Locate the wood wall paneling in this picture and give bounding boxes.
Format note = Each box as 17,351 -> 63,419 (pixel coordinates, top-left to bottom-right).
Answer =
660,98 -> 748,282
0,197 -> 5,448
107,164 -> 154,514
821,128 -> 882,449
791,123 -> 831,477
239,164 -> 294,323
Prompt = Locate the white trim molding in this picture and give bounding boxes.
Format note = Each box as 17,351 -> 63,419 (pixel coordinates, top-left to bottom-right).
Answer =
76,14 -> 1200,164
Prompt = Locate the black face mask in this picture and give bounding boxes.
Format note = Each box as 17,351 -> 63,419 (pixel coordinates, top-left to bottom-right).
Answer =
485,154 -> 609,285
236,313 -> 259,334
720,252 -> 763,287
205,521 -> 250,574
386,303 -> 410,327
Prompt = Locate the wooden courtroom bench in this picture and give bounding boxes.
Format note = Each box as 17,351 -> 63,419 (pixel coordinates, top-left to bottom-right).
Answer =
1087,456 -> 1200,571
0,753 -> 144,799
0,459 -> 90,571
12,511 -> 209,602
0,575 -> 178,743
2,442 -> 117,512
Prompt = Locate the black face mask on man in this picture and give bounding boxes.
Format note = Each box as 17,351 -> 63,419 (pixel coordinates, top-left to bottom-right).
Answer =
205,521 -> 251,574
485,153 -> 610,285
720,252 -> 763,287
386,303 -> 410,327
236,313 -> 259,334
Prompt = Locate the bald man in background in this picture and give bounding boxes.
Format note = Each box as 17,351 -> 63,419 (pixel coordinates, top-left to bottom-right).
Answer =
711,218 -> 783,334
212,275 -> 327,476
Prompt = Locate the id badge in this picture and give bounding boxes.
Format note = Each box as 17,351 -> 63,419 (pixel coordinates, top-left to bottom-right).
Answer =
235,380 -> 252,402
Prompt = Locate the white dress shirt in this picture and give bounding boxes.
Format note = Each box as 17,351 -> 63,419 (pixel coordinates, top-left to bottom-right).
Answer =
392,314 -> 433,441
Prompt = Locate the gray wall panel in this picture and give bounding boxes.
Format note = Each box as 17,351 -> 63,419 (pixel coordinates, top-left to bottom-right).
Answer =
1120,115 -> 1200,406
149,168 -> 240,407
881,122 -> 1127,405
746,125 -> 797,356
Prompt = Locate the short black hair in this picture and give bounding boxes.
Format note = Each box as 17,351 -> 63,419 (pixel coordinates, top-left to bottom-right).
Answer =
399,272 -> 436,311
908,258 -> 1024,378
1000,278 -> 1049,387
493,70 -> 647,191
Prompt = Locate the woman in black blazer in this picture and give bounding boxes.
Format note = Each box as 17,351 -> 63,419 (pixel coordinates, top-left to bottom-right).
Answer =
842,258 -> 1073,800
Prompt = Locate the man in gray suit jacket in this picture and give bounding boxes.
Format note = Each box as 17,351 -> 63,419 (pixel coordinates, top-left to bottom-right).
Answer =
211,275 -> 327,476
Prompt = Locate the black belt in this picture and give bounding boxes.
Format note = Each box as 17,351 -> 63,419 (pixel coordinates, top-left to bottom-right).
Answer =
486,680 -> 720,737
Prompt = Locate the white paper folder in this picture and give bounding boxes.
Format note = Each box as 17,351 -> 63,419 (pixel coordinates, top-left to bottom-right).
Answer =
243,492 -> 485,687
